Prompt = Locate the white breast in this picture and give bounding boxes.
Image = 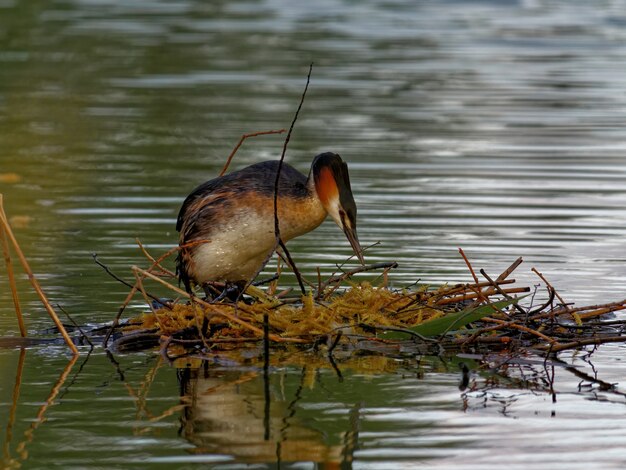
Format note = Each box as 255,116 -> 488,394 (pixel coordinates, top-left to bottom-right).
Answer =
189,196 -> 327,283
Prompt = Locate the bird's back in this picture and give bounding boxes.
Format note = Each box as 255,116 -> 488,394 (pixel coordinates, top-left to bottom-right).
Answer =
176,161 -> 308,235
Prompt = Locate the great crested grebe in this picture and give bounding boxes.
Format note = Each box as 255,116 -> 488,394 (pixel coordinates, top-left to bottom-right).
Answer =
176,152 -> 364,295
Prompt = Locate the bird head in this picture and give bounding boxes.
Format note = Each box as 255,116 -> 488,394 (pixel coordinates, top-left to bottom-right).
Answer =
311,152 -> 365,265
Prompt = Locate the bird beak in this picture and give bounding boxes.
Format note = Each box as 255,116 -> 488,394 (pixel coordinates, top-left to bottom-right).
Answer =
343,225 -> 365,265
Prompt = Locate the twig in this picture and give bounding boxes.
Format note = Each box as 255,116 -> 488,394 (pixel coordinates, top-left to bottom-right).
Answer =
0,198 -> 25,337
482,317 -> 557,344
480,268 -> 527,316
531,267 -> 568,307
239,65 -> 313,298
435,287 -> 530,306
3,347 -> 25,463
538,336 -> 626,353
219,129 -> 287,176
537,298 -> 626,318
528,286 -> 556,315
458,248 -> 479,284
94,253 -> 139,290
497,257 -> 523,282
135,238 -> 175,277
0,196 -> 78,354
433,278 -> 516,300
271,64 -> 314,294
131,268 -> 168,342
317,262 -> 398,298
15,354 -> 78,461
278,239 -> 306,294
328,330 -> 343,356
56,304 -> 94,349
100,242 -> 201,348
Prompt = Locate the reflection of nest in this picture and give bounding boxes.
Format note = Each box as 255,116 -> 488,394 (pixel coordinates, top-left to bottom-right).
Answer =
104,246 -> 626,364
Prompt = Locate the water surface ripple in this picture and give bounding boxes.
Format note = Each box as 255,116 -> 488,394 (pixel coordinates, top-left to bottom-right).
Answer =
2,0 -> 626,468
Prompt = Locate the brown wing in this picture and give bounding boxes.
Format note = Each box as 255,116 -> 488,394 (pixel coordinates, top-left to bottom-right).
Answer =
175,160 -> 308,291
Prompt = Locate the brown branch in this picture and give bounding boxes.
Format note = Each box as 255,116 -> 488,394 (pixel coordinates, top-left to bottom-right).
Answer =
531,267 -> 568,307
528,286 -> 556,315
435,287 -> 530,306
278,239 -> 306,294
56,304 -> 94,349
101,242 -> 212,348
480,268 -> 527,316
241,64 -> 314,297
458,248 -> 479,284
0,199 -> 25,336
496,257 -> 523,282
97,249 -> 176,349
15,354 -> 78,461
538,336 -> 626,353
0,196 -> 77,354
434,278 -> 516,300
135,238 -> 175,277
219,129 -> 286,176
317,262 -> 398,297
270,64 -> 314,294
3,347 -> 25,463
482,317 -> 557,344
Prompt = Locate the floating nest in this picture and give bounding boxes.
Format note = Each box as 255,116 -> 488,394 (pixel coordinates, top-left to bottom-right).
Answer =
104,248 -> 626,364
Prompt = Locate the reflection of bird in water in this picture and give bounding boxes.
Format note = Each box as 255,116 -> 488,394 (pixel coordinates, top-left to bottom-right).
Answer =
176,152 -> 364,296
177,365 -> 351,465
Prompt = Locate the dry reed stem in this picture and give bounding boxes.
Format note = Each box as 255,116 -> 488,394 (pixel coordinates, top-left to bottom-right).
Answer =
538,336 -> 626,353
480,268 -> 528,316
458,248 -> 479,284
146,403 -> 188,423
15,354 -> 78,461
0,200 -> 26,337
435,287 -> 529,306
0,196 -> 78,354
104,241 -> 207,347
132,356 -> 163,422
243,64 -> 314,298
317,262 -> 398,298
136,238 -> 175,277
104,283 -> 140,348
497,257 -> 524,282
482,317 -> 557,344
531,267 -> 567,305
219,129 -> 286,177
3,347 -> 25,463
473,257 -> 523,301
132,268 -> 158,319
529,299 -> 626,322
57,304 -> 94,349
531,267 -> 584,325
434,278 -> 516,299
577,304 -> 626,320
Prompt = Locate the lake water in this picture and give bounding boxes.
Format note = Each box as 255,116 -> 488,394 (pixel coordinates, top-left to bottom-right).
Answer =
2,0 -> 626,468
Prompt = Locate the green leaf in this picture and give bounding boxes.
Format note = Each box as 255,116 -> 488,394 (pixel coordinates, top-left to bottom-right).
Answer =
380,297 -> 522,340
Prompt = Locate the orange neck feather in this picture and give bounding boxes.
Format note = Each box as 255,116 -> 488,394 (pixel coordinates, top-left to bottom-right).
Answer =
316,167 -> 339,208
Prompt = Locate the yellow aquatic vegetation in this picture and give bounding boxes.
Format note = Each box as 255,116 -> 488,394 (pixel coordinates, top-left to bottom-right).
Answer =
112,251 -> 626,357
131,282 -> 448,339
